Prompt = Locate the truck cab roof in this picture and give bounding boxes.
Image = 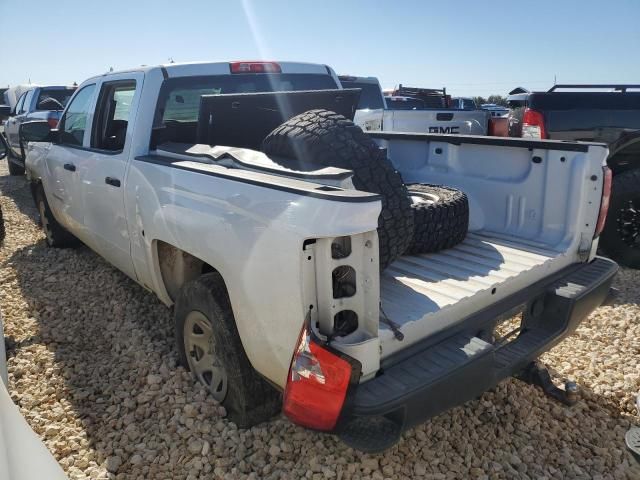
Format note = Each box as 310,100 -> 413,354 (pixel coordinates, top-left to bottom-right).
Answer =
86,61 -> 336,83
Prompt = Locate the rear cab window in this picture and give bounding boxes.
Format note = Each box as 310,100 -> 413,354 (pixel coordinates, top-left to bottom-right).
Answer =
339,80 -> 385,110
14,93 -> 26,114
36,88 -> 76,111
386,97 -> 426,110
21,90 -> 35,113
153,73 -> 338,144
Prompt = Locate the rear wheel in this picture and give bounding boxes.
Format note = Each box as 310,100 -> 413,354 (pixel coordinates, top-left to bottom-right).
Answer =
406,183 -> 469,254
0,204 -> 5,245
6,149 -> 25,176
35,185 -> 79,248
600,169 -> 640,268
175,272 -> 281,427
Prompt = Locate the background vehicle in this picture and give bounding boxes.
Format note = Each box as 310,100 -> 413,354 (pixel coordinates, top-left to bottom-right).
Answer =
3,85 -> 35,110
451,97 -> 478,110
23,61 -> 616,452
339,75 -> 489,135
0,105 -> 10,122
0,312 -> 67,479
391,84 -> 450,108
481,103 -> 509,117
507,84 -> 640,267
385,95 -> 425,110
3,86 -> 76,175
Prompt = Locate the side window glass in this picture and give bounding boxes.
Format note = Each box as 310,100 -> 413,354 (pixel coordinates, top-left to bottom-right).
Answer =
91,81 -> 136,152
14,93 -> 26,115
21,90 -> 34,114
59,84 -> 96,147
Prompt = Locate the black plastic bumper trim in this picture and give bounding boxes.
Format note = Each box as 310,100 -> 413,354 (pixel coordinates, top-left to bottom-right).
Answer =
338,257 -> 617,448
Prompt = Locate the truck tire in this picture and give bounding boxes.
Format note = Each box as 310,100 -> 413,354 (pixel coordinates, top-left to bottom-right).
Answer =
34,185 -> 79,248
405,183 -> 469,254
0,204 -> 5,245
175,272 -> 281,428
600,169 -> 640,268
7,150 -> 25,176
262,109 -> 414,269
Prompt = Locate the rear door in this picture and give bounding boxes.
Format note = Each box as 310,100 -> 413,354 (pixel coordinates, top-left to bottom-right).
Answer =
14,89 -> 36,156
76,73 -> 143,280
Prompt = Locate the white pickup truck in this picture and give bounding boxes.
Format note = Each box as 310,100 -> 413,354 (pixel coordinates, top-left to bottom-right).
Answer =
339,75 -> 490,136
21,60 -> 617,452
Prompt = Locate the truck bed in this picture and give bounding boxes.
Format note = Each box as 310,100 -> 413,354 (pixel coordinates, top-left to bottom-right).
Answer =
379,231 -> 567,358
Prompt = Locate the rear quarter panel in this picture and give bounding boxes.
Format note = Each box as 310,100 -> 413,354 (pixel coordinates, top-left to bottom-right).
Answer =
124,159 -> 381,387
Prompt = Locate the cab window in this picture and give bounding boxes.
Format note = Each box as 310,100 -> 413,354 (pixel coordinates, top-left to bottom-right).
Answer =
14,93 -> 26,115
21,90 -> 34,114
91,80 -> 136,152
59,84 -> 97,146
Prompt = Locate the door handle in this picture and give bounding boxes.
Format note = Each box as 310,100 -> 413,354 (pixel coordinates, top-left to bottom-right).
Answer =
63,163 -> 76,172
105,177 -> 121,187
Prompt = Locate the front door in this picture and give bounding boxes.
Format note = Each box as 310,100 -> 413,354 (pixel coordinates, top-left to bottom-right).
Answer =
5,91 -> 30,157
44,83 -> 98,236
76,74 -> 143,280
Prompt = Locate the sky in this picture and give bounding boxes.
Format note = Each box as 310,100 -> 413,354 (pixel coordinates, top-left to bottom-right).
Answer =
1,0 -> 639,97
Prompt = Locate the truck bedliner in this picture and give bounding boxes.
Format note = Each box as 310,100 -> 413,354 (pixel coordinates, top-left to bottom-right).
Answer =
341,257 -> 617,452
379,231 -> 565,357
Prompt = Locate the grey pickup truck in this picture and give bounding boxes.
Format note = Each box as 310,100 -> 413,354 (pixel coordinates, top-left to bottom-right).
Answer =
339,75 -> 490,136
508,84 -> 640,268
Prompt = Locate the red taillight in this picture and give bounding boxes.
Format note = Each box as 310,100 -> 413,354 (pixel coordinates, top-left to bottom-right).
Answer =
521,108 -> 547,139
595,166 -> 613,238
47,116 -> 59,128
230,61 -> 281,74
282,321 -> 353,431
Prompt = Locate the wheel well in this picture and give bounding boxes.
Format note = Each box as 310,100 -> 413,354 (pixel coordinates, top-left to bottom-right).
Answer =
156,241 -> 216,301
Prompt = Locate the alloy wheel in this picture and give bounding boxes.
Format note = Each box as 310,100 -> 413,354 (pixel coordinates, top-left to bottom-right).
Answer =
183,310 -> 228,402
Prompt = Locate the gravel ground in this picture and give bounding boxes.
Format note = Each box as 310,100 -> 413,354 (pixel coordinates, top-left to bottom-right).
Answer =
0,161 -> 638,480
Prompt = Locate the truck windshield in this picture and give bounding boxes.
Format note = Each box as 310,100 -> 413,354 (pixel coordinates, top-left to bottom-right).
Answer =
36,88 -> 75,111
155,74 -> 338,125
339,80 -> 385,110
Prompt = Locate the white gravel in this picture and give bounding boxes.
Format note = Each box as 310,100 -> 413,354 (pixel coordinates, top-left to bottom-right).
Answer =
0,161 -> 638,479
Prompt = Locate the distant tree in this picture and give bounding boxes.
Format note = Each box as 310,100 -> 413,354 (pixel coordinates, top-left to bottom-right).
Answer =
487,95 -> 508,107
471,95 -> 508,107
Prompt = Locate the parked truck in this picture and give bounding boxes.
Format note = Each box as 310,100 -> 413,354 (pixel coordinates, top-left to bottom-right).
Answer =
3,85 -> 76,175
20,61 -> 617,452
507,84 -> 640,267
339,75 -> 490,135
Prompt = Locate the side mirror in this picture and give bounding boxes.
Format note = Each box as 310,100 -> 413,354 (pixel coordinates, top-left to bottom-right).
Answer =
20,121 -> 59,143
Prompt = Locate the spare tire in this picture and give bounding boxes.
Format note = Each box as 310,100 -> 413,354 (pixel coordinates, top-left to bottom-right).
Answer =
262,109 -> 414,270
406,184 -> 469,254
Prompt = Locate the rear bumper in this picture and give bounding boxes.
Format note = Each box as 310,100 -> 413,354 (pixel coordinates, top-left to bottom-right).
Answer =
337,257 -> 618,452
